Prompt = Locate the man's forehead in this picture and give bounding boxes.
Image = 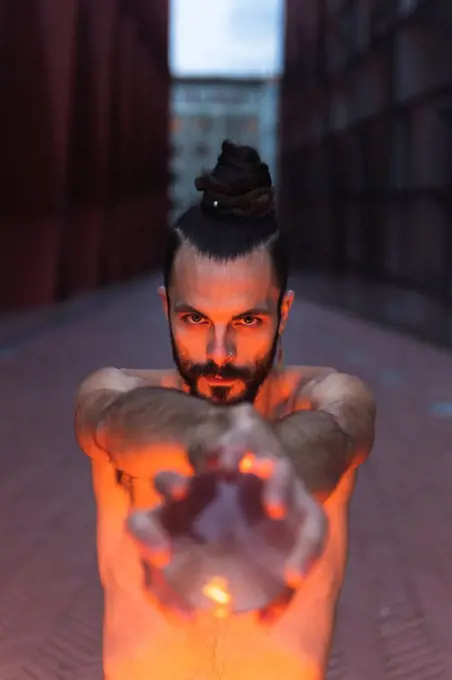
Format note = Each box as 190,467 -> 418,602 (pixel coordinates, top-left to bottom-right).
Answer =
170,246 -> 280,310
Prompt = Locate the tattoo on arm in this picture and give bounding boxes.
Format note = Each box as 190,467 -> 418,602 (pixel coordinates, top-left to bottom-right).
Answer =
273,373 -> 376,501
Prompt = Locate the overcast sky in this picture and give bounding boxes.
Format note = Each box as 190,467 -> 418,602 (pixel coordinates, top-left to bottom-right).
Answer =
169,0 -> 284,77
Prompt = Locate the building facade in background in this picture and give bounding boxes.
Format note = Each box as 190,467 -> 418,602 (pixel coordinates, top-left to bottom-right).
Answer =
280,0 -> 452,341
0,0 -> 169,310
169,77 -> 279,222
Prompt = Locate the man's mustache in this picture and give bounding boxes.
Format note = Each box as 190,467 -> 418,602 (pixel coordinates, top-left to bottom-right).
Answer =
187,361 -> 252,381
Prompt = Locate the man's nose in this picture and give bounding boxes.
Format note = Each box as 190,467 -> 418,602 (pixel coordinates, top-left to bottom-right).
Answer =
207,327 -> 235,365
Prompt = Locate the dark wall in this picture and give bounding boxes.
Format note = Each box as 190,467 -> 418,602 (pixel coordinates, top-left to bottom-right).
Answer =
0,0 -> 169,310
279,0 -> 452,302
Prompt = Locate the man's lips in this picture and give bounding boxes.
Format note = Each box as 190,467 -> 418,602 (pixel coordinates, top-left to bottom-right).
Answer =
205,375 -> 235,385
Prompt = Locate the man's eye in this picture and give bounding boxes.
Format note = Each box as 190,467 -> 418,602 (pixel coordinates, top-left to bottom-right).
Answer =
183,313 -> 205,325
238,316 -> 261,327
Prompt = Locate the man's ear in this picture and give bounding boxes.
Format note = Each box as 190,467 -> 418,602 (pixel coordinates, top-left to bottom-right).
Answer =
158,285 -> 168,318
279,290 -> 295,334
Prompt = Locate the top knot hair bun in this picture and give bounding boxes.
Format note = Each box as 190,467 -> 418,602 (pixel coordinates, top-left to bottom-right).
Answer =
194,140 -> 275,219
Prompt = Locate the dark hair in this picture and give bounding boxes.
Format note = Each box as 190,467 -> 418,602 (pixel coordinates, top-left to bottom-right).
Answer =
164,140 -> 288,294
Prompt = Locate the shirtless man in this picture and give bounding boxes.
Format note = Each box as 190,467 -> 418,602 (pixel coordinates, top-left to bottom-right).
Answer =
75,140 -> 376,680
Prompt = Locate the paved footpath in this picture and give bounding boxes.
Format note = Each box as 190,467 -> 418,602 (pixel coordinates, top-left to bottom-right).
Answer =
0,277 -> 451,680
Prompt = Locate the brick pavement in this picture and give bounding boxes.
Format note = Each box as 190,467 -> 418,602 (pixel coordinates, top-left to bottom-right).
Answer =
0,277 -> 451,680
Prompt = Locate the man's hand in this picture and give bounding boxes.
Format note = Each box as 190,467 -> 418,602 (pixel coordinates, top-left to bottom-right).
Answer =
128,403 -> 327,592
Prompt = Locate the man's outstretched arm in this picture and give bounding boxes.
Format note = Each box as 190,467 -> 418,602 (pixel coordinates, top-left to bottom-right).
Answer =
74,367 -> 220,476
273,372 -> 376,502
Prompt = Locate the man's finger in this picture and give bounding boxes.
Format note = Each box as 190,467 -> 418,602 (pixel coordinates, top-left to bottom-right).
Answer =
154,470 -> 190,500
284,483 -> 327,587
126,509 -> 171,568
238,452 -> 273,477
261,457 -> 292,519
238,453 -> 291,519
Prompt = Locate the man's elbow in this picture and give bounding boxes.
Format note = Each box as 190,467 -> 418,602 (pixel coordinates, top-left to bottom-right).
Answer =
74,367 -> 126,462
332,372 -> 376,466
75,367 -> 128,402
74,405 -> 110,463
350,409 -> 376,468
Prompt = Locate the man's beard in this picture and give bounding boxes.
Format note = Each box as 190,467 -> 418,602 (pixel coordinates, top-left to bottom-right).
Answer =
169,326 -> 279,405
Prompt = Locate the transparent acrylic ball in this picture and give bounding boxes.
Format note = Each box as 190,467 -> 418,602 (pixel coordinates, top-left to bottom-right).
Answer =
128,472 -> 300,615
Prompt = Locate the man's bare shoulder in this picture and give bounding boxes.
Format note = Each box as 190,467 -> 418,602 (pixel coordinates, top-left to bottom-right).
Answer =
279,365 -> 338,396
268,365 -> 337,419
120,368 -> 180,389
286,365 -> 337,385
76,367 -> 179,400
284,364 -> 374,404
283,365 -> 375,443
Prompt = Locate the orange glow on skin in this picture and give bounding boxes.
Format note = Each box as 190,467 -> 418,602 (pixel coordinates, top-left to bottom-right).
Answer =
239,453 -> 286,519
202,577 -> 232,618
266,502 -> 286,520
239,453 -> 274,479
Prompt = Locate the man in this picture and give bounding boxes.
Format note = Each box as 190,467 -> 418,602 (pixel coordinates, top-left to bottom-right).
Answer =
75,140 -> 375,680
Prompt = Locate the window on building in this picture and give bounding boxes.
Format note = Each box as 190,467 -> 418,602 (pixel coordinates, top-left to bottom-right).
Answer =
197,116 -> 213,133
440,107 -> 452,187
170,142 -> 183,158
170,116 -> 182,135
169,170 -> 180,184
195,143 -> 210,157
398,0 -> 421,17
354,123 -> 371,191
225,116 -> 239,139
390,114 -> 412,190
339,0 -> 357,58
246,117 -> 258,134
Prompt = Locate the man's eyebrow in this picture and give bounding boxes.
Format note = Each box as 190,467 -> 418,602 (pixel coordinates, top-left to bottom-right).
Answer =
173,304 -> 271,318
233,307 -> 271,319
173,303 -> 205,315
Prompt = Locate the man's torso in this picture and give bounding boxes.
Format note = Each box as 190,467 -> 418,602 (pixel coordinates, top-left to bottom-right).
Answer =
92,366 -> 356,680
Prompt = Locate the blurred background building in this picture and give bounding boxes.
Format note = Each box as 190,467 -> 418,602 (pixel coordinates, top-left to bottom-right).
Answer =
0,0 -> 169,310
1,0 -> 452,346
169,77 -> 279,221
280,0 -> 452,344
168,0 -> 283,221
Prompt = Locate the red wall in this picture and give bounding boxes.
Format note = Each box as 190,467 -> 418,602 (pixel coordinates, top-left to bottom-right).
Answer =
0,0 -> 169,309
